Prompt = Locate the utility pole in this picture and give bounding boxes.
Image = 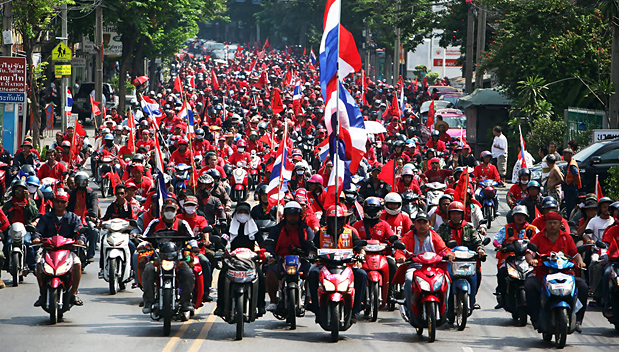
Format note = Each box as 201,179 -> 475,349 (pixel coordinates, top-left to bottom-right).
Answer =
60,3 -> 68,132
95,4 -> 103,127
465,5 -> 475,93
256,15 -> 260,45
610,24 -> 619,128
393,0 -> 401,84
2,2 -> 12,56
475,4 -> 486,89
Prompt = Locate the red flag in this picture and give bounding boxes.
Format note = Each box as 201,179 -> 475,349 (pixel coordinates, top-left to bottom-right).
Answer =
127,110 -> 136,153
271,89 -> 284,115
413,79 -> 418,92
426,101 -> 435,128
173,75 -> 183,94
378,159 -> 397,191
534,206 -> 542,219
189,76 -> 196,88
89,95 -> 101,116
258,133 -> 275,148
110,171 -> 121,193
423,76 -> 428,88
596,175 -> 603,200
303,47 -> 306,56
211,69 -> 219,91
390,93 -> 401,117
454,167 -> 469,203
258,70 -> 268,89
264,37 -> 269,48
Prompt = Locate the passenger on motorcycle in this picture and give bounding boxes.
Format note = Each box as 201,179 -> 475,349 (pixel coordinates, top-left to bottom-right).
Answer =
13,141 -> 39,172
458,145 -> 477,168
32,189 -> 85,307
429,194 -> 452,229
37,149 -> 67,182
136,129 -> 156,152
531,196 -> 570,234
359,165 -> 391,201
389,140 -> 411,163
507,168 -> 531,209
473,151 -> 500,183
196,174 -> 226,225
397,168 -> 422,195
524,211 -> 588,331
307,205 -> 367,317
295,189 -> 320,234
424,157 -> 452,184
306,174 -> 327,218
67,173 -> 99,263
205,169 -> 232,215
381,193 -> 413,237
425,130 -> 446,152
264,201 -> 315,311
228,139 -> 251,167
437,201 -> 486,308
127,165 -> 153,197
520,181 -> 543,223
124,182 -> 144,216
493,205 -> 538,308
141,199 -> 196,315
289,164 -> 307,193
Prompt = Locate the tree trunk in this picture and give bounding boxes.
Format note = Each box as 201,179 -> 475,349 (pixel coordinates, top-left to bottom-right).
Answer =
132,35 -> 146,78
118,31 -> 137,116
610,24 -> 619,128
25,40 -> 41,148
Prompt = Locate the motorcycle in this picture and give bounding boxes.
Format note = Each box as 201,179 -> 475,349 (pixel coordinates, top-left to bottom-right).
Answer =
248,151 -> 261,190
32,231 -> 87,324
100,219 -> 135,294
497,238 -> 535,326
397,251 -> 450,343
230,165 -> 249,202
7,223 -> 34,286
424,182 -> 446,212
475,179 -> 498,229
99,155 -> 120,198
402,191 -> 423,219
361,238 -> 401,321
255,219 -> 277,241
314,248 -> 359,342
172,163 -> 192,194
595,241 -> 619,330
446,237 -> 490,331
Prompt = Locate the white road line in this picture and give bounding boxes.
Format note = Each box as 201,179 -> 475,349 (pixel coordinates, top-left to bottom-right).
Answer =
462,347 -> 474,352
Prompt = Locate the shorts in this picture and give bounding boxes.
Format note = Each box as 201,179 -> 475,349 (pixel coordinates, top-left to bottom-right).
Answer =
495,155 -> 507,176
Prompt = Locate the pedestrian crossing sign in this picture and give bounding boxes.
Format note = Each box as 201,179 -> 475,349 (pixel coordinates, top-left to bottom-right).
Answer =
52,42 -> 72,61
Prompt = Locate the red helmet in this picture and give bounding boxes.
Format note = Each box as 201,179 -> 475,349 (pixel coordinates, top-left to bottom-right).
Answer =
177,139 -> 189,146
448,201 -> 465,213
326,205 -> 347,217
237,139 -> 247,148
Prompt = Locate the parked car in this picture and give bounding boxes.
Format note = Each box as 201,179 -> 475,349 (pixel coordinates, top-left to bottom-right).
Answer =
439,93 -> 465,106
529,138 -> 619,193
435,108 -> 466,139
73,83 -> 118,123
420,100 -> 452,124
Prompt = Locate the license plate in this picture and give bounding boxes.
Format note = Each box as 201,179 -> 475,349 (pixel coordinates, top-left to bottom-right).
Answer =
230,270 -> 254,278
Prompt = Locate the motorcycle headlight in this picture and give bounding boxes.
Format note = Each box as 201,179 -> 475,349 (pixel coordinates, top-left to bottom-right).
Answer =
337,279 -> 350,292
507,266 -> 520,279
161,260 -> 175,271
43,263 -> 54,275
433,274 -> 444,291
286,265 -> 297,275
323,280 -> 336,292
56,261 -> 72,275
545,280 -> 575,296
415,276 -> 432,291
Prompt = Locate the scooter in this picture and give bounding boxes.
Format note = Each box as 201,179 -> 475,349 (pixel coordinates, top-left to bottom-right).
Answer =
272,250 -> 307,330
475,179 -> 498,229
397,251 -> 450,343
497,238 -> 535,326
173,163 -> 192,194
361,239 -> 394,321
424,182 -> 446,212
248,152 -> 261,190
595,241 -> 619,330
230,165 -> 249,202
33,232 -> 87,324
315,248 -> 359,342
99,155 -> 121,198
7,223 -> 34,286
100,219 -> 134,295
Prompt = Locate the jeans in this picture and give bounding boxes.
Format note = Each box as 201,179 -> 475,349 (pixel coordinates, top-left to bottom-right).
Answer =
564,188 -> 578,220
308,265 -> 367,315
142,261 -> 194,309
525,275 -> 588,324
404,264 -> 419,313
447,264 -> 478,315
602,263 -> 615,310
197,253 -> 212,296
86,221 -> 99,259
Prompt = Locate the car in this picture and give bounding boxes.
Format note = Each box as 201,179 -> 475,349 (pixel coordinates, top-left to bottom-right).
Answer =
529,138 -> 619,193
73,82 -> 118,123
435,108 -> 466,139
439,93 -> 465,106
420,100 -> 452,124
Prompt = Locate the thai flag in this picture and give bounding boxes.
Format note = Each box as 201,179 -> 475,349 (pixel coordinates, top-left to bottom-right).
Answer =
141,95 -> 163,118
310,49 -> 316,68
292,80 -> 303,115
317,138 -> 329,162
518,125 -> 527,168
177,100 -> 188,121
324,136 -> 353,208
65,88 -> 73,116
398,76 -> 405,117
153,131 -> 169,208
266,123 -> 294,208
187,109 -> 195,137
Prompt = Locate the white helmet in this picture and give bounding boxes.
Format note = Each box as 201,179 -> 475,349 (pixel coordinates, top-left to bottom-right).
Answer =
384,192 -> 402,216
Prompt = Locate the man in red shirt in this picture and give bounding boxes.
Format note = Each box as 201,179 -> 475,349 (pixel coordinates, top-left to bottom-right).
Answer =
127,164 -> 153,196
424,157 -> 452,183
228,139 -> 251,167
473,151 -> 500,182
507,168 -> 530,209
192,129 -> 211,157
136,129 -> 156,152
524,211 -> 587,330
170,139 -> 192,166
198,152 -> 227,178
396,168 -> 422,195
37,149 -> 67,182
380,193 -> 413,237
425,130 -> 446,152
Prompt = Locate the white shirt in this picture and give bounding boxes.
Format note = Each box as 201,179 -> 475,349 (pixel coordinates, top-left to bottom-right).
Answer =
491,134 -> 508,158
586,216 -> 615,242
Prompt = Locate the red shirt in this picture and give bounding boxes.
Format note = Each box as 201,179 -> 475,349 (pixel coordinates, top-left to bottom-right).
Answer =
380,211 -> 413,237
473,163 -> 500,182
170,149 -> 192,165
424,168 -> 452,183
198,165 -> 227,179
37,161 -> 67,181
128,176 -> 153,196
177,213 -> 209,235
508,183 -> 528,204
602,224 -> 619,261
228,151 -> 251,167
396,178 -> 422,195
395,230 -> 452,261
529,230 -> 578,279
425,139 -> 446,152
353,220 -> 394,242
192,139 -> 211,156
303,213 -> 320,231
136,139 -> 156,152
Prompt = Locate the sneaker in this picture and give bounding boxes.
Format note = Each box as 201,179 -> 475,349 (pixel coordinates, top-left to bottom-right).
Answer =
86,257 -> 95,263
34,296 -> 43,307
0,279 -> 5,289
142,306 -> 152,314
473,303 -> 481,310
202,295 -> 213,303
575,322 -> 582,333
258,306 -> 266,317
266,303 -> 278,312
494,303 -> 503,309
98,270 -> 104,279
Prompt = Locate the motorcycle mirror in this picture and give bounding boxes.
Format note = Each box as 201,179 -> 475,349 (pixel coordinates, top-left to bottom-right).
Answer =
388,235 -> 399,244
526,243 -> 538,252
304,240 -> 317,252
263,238 -> 275,247
210,234 -> 222,245
203,226 -> 213,233
25,225 -> 37,233
584,229 -> 594,235
446,240 -> 458,249
596,241 -> 609,249
129,220 -> 138,227
394,241 -> 406,250
478,219 -> 488,225
577,245 -> 590,254
482,237 -> 491,246
567,221 -> 576,227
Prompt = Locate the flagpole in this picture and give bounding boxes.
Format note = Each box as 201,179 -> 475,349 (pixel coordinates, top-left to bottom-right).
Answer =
186,103 -> 198,195
276,119 -> 289,223
334,0 -> 342,235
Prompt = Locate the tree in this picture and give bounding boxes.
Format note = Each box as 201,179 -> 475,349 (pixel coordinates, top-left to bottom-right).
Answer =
13,0 -> 73,147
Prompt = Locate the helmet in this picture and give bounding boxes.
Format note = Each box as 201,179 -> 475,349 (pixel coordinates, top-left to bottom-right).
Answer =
448,201 -> 465,213
480,151 -> 492,159
527,181 -> 541,190
394,140 -> 405,148
610,202 -> 619,214
26,176 -> 41,187
198,174 -> 214,185
75,173 -> 89,189
363,197 -> 383,219
541,196 -> 559,209
160,242 -> 178,261
308,174 -> 323,184
195,128 -> 205,136
294,163 -> 306,174
102,128 -> 110,135
384,192 -> 403,216
206,169 -> 221,181
326,205 -> 347,217
13,180 -> 27,190
401,168 -> 414,177
104,133 -> 114,141
439,194 -> 454,203
21,164 -> 35,176
256,184 -> 268,196
284,201 -> 302,215
512,205 -> 529,217
237,139 -> 247,148
453,166 -> 465,177
431,130 -> 440,136
518,168 -> 531,177
598,197 -> 613,207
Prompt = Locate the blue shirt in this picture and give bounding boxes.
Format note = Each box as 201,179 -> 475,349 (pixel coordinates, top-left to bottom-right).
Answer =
35,211 -> 85,242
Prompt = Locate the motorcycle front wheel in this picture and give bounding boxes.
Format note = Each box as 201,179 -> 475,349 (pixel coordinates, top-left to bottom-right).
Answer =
330,302 -> 340,342
235,292 -> 244,340
11,252 -> 21,287
49,288 -> 58,325
555,308 -> 568,349
108,258 -> 118,295
287,288 -> 296,330
426,301 -> 437,343
162,287 -> 173,336
370,282 -> 379,322
455,290 -> 469,331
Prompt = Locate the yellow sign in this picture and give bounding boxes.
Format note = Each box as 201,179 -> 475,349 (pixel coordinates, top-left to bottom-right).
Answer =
55,64 -> 71,76
52,42 -> 72,61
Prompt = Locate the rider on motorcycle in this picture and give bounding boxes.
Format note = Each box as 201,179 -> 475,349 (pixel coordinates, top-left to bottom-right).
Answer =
36,148 -> 67,182
520,181 -> 543,223
531,196 -> 570,234
99,184 -> 136,278
141,198 -> 196,316
196,174 -> 226,226
289,164 -> 308,193
228,139 -> 251,167
524,211 -> 588,332
425,130 -> 446,152
430,194 -> 452,229
359,165 -> 391,201
423,157 -> 452,184
507,168 -> 531,209
32,189 -> 85,307
67,173 -> 99,264
381,193 -> 413,237
397,168 -> 422,195
170,139 -> 192,166
389,140 -> 411,163
251,184 -> 275,221
306,174 -> 326,218
492,205 -> 538,308
472,151 -> 500,183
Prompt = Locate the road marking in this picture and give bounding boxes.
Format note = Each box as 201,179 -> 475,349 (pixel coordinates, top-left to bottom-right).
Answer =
187,308 -> 217,352
162,306 -> 203,352
462,347 -> 474,352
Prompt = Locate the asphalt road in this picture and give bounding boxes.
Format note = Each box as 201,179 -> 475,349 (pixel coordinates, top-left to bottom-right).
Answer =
1,139 -> 618,351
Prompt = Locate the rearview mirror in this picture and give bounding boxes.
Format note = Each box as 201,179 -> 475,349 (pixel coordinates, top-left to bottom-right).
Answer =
482,237 -> 491,246
527,243 -> 538,252
590,156 -> 602,165
25,225 -> 37,233
394,241 -> 406,250
447,240 -> 458,249
478,219 -> 488,225
596,241 -> 609,249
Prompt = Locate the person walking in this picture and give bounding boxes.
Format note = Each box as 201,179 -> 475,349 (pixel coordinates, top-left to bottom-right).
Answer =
491,126 -> 508,187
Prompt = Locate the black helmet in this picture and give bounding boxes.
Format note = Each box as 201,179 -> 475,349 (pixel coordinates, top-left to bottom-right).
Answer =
363,197 -> 382,219
609,201 -> 619,215
518,168 -> 531,177
394,140 -> 405,148
160,242 -> 178,261
75,173 -> 89,189
13,180 -> 27,191
405,118 -> 414,126
206,169 -> 221,181
598,197 -> 613,207
256,184 -> 268,196
21,164 -> 35,176
541,196 -> 558,209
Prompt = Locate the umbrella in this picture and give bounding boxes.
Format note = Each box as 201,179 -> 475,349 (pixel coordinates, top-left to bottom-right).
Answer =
364,120 -> 387,134
132,76 -> 149,86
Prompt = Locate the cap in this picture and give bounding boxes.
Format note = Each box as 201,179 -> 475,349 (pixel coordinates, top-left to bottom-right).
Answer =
132,164 -> 145,173
61,141 -> 71,147
125,181 -> 137,189
21,141 -> 33,147
414,212 -> 430,222
235,202 -> 251,213
162,198 -> 178,209
184,196 -> 198,205
54,189 -> 70,202
294,188 -> 308,204
545,211 -> 562,222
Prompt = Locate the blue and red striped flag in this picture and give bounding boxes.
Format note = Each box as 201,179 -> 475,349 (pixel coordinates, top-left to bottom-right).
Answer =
518,125 -> 527,168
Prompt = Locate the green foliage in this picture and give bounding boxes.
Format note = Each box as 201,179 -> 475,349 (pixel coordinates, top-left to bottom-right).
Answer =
604,166 -> 619,200
412,65 -> 427,79
109,77 -> 134,94
33,62 -> 49,92
425,72 -> 440,85
525,116 -> 567,162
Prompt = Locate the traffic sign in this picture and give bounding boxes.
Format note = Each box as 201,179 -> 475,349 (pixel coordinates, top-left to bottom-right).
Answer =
54,64 -> 71,77
52,42 -> 72,61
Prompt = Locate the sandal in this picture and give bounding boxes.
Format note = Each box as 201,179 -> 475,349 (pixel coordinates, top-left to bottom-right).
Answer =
474,303 -> 481,310
72,295 -> 84,306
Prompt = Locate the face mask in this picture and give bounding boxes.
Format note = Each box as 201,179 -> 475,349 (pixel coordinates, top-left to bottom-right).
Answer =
184,206 -> 196,215
296,170 -> 304,175
236,213 -> 250,224
163,211 -> 176,220
196,135 -> 204,140
27,185 -> 38,194
238,148 -> 245,153
521,180 -> 528,185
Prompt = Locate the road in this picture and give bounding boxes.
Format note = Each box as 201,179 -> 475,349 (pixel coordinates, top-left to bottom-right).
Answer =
1,142 -> 618,351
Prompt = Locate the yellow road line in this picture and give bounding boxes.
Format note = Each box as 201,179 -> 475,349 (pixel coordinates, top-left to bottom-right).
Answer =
161,306 -> 202,352
187,307 -> 217,352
